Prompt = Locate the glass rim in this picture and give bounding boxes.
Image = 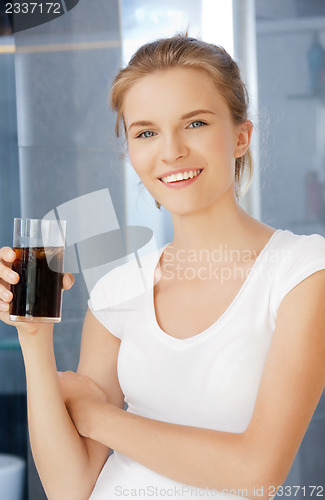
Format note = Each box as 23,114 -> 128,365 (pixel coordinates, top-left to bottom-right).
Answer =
13,218 -> 67,247
14,217 -> 66,224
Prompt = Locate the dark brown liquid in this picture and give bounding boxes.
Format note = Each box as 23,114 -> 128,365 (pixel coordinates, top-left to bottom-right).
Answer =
10,247 -> 64,319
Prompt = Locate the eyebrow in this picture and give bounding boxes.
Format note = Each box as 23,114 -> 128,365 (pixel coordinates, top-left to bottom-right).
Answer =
127,109 -> 215,132
181,109 -> 215,120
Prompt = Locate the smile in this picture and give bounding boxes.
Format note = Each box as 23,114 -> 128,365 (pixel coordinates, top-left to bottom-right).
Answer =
160,169 -> 203,184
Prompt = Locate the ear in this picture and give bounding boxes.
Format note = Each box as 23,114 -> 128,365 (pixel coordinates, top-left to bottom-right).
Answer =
234,120 -> 253,158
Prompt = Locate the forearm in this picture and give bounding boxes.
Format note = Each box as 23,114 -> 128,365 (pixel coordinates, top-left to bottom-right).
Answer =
88,404 -> 267,499
19,327 -> 96,500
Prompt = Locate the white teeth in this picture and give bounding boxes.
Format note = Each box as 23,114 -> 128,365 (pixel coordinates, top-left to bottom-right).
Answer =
161,169 -> 202,183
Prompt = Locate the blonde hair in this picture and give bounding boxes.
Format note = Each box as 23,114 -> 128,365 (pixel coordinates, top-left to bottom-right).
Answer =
110,35 -> 253,201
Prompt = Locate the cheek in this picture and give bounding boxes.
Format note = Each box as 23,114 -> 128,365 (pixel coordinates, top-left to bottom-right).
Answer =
127,146 -> 144,177
128,149 -> 158,192
128,144 -> 151,174
204,134 -> 237,167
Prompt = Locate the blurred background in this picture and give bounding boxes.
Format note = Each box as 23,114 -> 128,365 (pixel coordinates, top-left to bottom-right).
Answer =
0,0 -> 324,498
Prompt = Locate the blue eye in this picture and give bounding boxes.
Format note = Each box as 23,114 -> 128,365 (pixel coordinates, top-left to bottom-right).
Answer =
189,120 -> 207,129
137,130 -> 155,139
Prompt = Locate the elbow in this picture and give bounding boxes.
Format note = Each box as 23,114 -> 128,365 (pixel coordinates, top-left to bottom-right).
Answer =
260,468 -> 290,500
237,475 -> 282,500
44,472 -> 97,500
243,460 -> 289,500
240,432 -> 292,499
47,486 -> 95,500
247,477 -> 285,500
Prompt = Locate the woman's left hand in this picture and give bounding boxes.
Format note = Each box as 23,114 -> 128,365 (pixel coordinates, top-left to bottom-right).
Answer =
57,370 -> 108,438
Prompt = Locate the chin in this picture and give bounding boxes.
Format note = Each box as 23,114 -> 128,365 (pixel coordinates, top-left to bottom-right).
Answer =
166,200 -> 207,217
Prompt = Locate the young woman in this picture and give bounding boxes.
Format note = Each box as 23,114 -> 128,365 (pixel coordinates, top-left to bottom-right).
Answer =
1,36 -> 325,500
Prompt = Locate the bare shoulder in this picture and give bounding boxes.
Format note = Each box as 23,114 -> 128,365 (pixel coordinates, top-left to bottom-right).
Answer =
244,267 -> 325,487
234,218 -> 278,262
247,219 -> 278,247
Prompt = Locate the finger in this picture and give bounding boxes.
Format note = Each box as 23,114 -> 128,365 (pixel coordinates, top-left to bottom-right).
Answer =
58,370 -> 77,379
0,261 -> 19,287
0,300 -> 9,312
0,247 -> 16,263
0,286 -> 13,303
62,273 -> 75,291
67,273 -> 75,286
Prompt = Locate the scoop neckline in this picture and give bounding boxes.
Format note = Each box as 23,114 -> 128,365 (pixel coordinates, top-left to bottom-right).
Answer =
148,229 -> 284,346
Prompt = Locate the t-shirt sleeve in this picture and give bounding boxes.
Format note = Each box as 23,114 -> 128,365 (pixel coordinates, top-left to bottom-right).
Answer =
87,254 -> 155,339
272,233 -> 325,315
87,262 -> 133,340
88,272 -> 122,339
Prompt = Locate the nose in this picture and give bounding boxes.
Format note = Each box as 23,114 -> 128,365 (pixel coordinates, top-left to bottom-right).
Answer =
160,132 -> 189,163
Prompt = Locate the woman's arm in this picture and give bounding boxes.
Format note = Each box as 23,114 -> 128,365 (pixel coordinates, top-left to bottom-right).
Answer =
19,326 -> 96,500
19,309 -> 124,500
0,248 -> 89,499
65,269 -> 325,500
0,246 -> 124,500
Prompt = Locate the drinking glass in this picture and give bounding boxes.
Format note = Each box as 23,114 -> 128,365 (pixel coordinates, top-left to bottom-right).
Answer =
9,218 -> 66,323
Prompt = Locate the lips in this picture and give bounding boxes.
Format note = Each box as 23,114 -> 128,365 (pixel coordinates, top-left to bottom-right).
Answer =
159,169 -> 203,184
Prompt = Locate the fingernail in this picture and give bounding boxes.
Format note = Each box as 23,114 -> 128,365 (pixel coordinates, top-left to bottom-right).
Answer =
6,250 -> 14,260
8,272 -> 17,281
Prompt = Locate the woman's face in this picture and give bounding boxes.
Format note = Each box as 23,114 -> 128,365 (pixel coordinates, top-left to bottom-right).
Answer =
123,67 -> 251,215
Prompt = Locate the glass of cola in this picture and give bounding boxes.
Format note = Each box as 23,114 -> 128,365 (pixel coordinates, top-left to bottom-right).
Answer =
9,218 -> 66,323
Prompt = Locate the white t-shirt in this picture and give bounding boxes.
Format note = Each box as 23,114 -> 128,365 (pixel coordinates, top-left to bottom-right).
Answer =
88,229 -> 325,499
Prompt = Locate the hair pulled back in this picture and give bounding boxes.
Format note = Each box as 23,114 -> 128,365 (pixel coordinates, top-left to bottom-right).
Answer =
110,35 -> 253,201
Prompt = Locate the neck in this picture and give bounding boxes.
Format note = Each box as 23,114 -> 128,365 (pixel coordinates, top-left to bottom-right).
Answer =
170,192 -> 256,254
